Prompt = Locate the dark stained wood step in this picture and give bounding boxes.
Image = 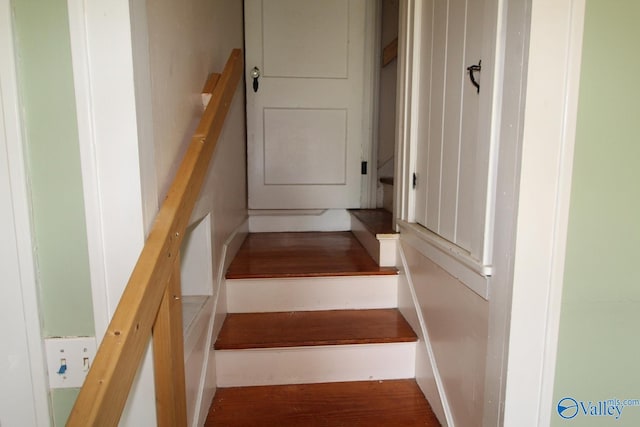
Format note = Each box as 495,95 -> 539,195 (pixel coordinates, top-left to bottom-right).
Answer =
206,379 -> 441,426
349,208 -> 397,235
380,176 -> 394,186
214,309 -> 417,350
226,232 -> 397,279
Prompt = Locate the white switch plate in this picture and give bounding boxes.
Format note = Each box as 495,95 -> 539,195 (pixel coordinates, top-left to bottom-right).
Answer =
45,337 -> 97,389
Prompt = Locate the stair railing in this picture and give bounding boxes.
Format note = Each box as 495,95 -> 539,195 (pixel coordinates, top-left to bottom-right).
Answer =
66,49 -> 243,427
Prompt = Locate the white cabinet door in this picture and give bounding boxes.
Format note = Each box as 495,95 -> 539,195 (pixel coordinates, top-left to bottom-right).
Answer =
414,0 -> 499,262
245,0 -> 367,209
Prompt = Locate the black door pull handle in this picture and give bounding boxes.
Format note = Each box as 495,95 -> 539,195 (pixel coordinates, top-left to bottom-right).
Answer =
467,60 -> 481,94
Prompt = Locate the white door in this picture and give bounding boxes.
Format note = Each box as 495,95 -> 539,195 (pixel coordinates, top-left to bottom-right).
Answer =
413,0 -> 499,262
245,0 -> 368,209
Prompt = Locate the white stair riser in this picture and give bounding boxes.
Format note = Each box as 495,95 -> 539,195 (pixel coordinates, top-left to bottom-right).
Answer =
350,216 -> 399,267
216,342 -> 416,387
378,238 -> 398,267
226,275 -> 398,313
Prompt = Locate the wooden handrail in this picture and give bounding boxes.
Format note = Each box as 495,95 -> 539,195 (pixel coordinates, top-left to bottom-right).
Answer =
67,49 -> 243,427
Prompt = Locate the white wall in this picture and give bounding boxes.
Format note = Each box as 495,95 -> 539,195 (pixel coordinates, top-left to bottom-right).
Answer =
143,0 -> 246,424
145,0 -> 246,271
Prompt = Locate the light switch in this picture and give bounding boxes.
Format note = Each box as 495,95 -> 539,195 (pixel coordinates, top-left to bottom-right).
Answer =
45,337 -> 97,389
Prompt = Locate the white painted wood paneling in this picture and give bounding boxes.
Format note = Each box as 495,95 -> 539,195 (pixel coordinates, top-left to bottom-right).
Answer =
181,215 -> 213,296
399,221 -> 490,299
246,0 -> 368,209
401,240 -> 488,427
195,221 -> 247,427
182,296 -> 213,427
413,0 -> 497,263
397,1 -> 585,425
226,275 -> 398,313
216,343 -> 416,387
425,0 -> 446,233
457,0 -> 486,250
397,247 -> 449,426
413,0 -> 433,225
439,0 -> 468,243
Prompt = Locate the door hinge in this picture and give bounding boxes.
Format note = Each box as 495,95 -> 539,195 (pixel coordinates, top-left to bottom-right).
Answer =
412,172 -> 417,189
361,161 -> 368,175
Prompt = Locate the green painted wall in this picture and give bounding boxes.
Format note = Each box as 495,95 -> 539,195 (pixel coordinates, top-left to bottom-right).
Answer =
552,1 -> 640,426
12,0 -> 94,337
12,1 -> 94,424
51,389 -> 80,427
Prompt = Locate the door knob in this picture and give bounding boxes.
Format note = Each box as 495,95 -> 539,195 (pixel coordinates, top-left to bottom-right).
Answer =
250,67 -> 261,92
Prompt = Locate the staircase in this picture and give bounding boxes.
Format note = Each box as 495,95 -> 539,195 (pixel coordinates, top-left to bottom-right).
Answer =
205,211 -> 440,426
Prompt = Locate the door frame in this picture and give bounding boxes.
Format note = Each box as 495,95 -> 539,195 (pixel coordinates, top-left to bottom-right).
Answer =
394,0 -> 586,424
0,1 -> 50,422
502,0 -> 586,424
66,0 -> 159,424
361,0 -> 381,208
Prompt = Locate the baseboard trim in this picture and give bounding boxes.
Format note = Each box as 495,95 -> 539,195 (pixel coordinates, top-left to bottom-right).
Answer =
248,209 -> 351,232
193,218 -> 248,427
397,242 -> 452,426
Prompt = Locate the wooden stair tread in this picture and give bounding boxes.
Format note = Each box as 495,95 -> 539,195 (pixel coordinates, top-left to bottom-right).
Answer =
379,176 -> 394,186
214,309 -> 417,350
206,379 -> 440,426
348,208 -> 397,235
226,232 -> 397,279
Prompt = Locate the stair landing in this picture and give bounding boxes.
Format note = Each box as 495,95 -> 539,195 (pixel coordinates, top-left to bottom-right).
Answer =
226,231 -> 397,279
206,379 -> 440,426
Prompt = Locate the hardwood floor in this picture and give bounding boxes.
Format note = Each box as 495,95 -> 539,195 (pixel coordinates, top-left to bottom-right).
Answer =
205,380 -> 441,426
226,232 -> 397,279
214,309 -> 417,350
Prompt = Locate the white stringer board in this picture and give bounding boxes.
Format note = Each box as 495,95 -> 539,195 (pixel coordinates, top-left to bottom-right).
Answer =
245,0 -> 368,209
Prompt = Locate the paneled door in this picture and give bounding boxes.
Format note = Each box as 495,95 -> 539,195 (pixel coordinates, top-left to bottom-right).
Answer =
245,0 -> 367,209
413,0 -> 499,263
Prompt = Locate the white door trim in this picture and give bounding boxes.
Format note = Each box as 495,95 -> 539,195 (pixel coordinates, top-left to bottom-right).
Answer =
360,0 -> 381,209
394,0 -> 420,225
0,1 -> 50,423
66,1 -> 158,424
504,0 -> 586,424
